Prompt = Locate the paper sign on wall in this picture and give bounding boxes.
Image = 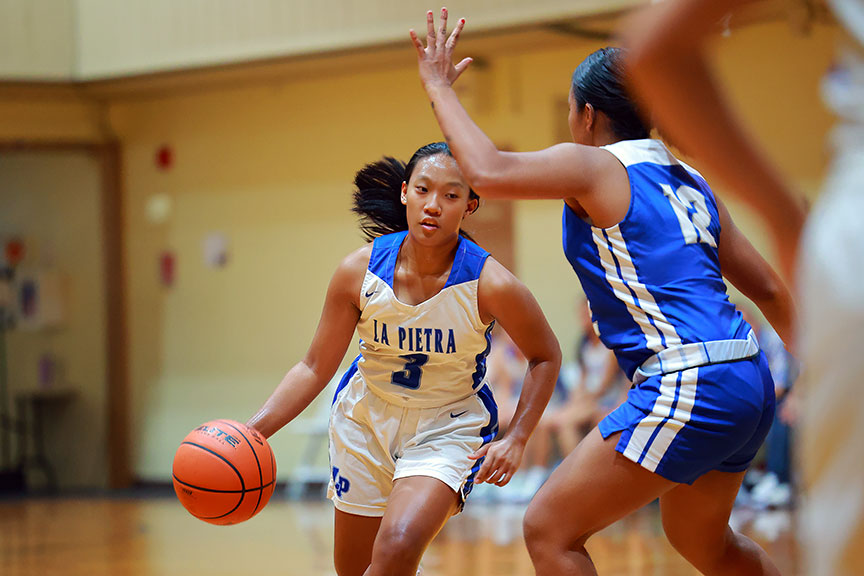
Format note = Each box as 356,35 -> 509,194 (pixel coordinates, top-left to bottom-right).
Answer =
203,232 -> 229,269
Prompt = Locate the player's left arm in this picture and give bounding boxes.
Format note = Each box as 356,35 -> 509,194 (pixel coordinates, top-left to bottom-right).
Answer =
473,258 -> 562,486
716,197 -> 798,352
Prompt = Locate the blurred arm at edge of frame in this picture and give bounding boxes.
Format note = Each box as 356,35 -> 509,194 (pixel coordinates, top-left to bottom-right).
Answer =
619,0 -> 808,285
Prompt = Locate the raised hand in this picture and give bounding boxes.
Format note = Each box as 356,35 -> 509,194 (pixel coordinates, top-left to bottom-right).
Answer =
410,7 -> 473,90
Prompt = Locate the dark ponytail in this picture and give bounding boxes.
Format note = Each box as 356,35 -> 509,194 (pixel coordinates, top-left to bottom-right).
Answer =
571,47 -> 650,141
351,156 -> 408,242
352,142 -> 479,242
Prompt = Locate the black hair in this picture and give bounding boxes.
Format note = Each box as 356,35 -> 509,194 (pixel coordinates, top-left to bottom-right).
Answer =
571,47 -> 650,141
352,142 -> 479,242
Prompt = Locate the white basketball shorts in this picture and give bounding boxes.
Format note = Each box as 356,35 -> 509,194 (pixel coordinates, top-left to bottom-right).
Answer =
327,370 -> 498,517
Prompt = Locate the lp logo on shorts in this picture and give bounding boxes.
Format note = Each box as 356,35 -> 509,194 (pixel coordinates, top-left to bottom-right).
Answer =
332,466 -> 351,497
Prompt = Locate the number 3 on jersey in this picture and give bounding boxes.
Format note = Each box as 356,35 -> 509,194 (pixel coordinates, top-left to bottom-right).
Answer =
391,353 -> 429,389
661,183 -> 717,247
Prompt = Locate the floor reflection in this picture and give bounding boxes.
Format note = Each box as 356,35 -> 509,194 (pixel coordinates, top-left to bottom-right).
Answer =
0,493 -> 799,576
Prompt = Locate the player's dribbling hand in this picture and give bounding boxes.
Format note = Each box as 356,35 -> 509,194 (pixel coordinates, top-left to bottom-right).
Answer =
469,436 -> 525,487
410,7 -> 473,89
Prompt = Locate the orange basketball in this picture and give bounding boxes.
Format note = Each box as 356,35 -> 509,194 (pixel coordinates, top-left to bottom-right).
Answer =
172,419 -> 277,525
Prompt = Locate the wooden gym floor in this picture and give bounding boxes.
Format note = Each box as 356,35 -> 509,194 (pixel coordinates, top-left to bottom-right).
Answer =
0,491 -> 799,575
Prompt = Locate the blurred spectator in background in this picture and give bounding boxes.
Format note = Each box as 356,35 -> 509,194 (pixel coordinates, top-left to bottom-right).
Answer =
740,307 -> 799,509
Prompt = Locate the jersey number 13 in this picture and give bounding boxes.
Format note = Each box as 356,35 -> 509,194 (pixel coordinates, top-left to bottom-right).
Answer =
661,183 -> 717,247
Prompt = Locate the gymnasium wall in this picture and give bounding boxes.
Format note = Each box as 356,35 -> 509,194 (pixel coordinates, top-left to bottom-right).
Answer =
0,18 -> 837,486
0,0 -> 641,81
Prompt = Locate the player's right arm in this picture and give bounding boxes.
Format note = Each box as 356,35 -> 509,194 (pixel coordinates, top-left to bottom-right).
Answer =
472,258 -> 562,486
246,245 -> 370,438
410,9 -> 629,227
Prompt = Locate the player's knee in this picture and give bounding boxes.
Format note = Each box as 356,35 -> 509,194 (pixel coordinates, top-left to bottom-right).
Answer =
371,523 -> 426,571
523,499 -> 549,549
523,498 -> 588,556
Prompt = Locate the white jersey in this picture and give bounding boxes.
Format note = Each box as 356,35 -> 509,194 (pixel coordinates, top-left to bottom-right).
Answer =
350,231 -> 494,408
800,3 -> 864,574
823,2 -> 864,127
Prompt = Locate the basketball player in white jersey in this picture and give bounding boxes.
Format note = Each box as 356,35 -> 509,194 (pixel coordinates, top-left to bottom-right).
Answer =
246,142 -> 561,576
621,1 -> 864,574
411,9 -> 795,575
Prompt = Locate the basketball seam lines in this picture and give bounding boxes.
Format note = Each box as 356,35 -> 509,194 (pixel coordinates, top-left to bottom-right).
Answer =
176,441 -> 246,519
222,420 -> 266,517
172,474 -> 275,494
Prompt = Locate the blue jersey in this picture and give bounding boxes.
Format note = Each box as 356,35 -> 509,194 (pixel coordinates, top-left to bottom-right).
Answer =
562,139 -> 750,381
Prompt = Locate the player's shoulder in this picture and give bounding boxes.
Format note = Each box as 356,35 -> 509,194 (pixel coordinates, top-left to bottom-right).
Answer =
478,256 -> 521,293
477,257 -> 536,324
333,243 -> 373,284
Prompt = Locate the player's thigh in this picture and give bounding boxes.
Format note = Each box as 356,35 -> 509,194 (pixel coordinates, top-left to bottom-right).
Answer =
525,427 -> 675,547
659,469 -> 745,557
334,509 -> 382,576
373,475 -> 459,557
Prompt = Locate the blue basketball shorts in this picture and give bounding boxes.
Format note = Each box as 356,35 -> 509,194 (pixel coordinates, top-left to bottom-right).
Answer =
598,352 -> 775,484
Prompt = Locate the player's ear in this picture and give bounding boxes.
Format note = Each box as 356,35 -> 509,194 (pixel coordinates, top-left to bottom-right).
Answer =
584,102 -> 595,132
466,197 -> 479,216
401,182 -> 408,205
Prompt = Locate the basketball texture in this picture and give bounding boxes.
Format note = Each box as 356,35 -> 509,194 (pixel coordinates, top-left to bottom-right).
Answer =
172,419 -> 277,525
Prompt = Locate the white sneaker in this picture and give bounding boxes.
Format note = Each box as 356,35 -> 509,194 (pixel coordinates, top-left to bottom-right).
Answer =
519,467 -> 548,500
750,473 -> 792,508
469,481 -> 497,503
497,467 -> 548,503
497,475 -> 528,503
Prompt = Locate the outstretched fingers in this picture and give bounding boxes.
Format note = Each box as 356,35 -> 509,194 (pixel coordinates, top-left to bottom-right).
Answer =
453,57 -> 473,82
426,9 -> 437,50
436,7 -> 449,53
411,8 -> 471,87
409,28 -> 425,57
445,16 -> 465,52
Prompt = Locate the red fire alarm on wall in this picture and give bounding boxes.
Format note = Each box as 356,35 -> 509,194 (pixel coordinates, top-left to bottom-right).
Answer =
160,251 -> 175,287
156,145 -> 174,171
4,238 -> 25,268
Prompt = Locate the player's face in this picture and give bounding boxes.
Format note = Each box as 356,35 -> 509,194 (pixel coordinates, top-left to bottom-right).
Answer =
401,154 -> 477,244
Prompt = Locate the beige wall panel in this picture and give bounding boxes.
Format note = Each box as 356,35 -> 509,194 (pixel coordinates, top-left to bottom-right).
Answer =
75,0 -> 640,80
0,0 -> 75,80
710,20 -> 837,193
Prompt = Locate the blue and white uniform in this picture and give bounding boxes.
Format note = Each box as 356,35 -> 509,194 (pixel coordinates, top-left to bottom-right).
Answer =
563,139 -> 775,484
328,231 -> 498,516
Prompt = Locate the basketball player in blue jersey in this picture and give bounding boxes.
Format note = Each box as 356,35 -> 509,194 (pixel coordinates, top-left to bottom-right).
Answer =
620,2 -> 864,574
246,141 -> 561,576
411,9 -> 795,575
